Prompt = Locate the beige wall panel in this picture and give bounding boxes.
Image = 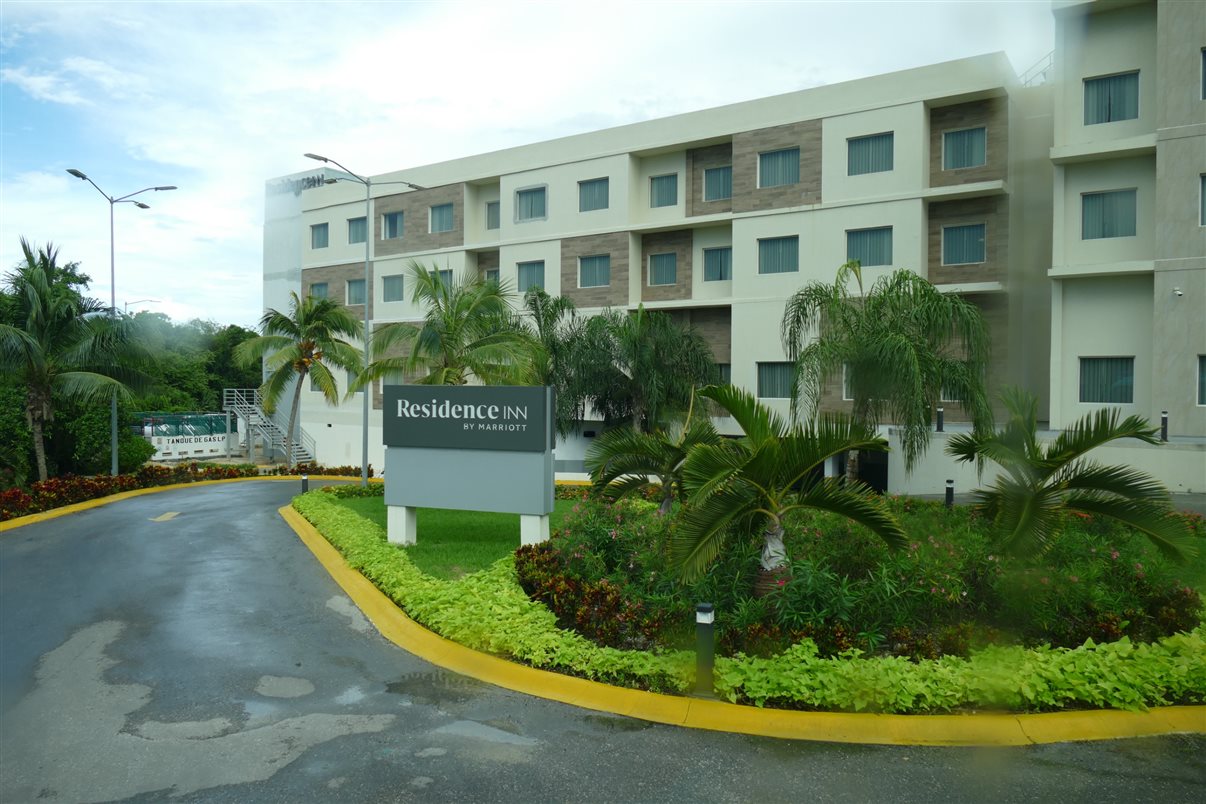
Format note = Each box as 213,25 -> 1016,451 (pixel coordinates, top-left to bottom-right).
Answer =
929,97 -> 1009,187
927,196 -> 1009,285
640,230 -> 693,303
374,184 -> 465,256
731,120 -> 822,212
560,232 -> 629,309
687,143 -> 734,217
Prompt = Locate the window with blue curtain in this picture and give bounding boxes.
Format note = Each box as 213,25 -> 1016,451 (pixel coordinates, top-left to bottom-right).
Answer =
757,362 -> 794,398
486,201 -> 500,230
579,254 -> 610,288
383,211 -> 403,240
579,178 -> 609,212
1082,189 -> 1137,239
717,363 -> 731,385
942,224 -> 986,265
649,253 -> 676,286
943,127 -> 987,170
517,187 -> 547,221
430,203 -> 453,233
383,275 -> 404,302
703,247 -> 732,281
846,227 -> 892,267
1198,355 -> 1206,405
704,166 -> 732,201
1084,72 -> 1139,125
848,132 -> 894,175
309,282 -> 328,299
348,217 -> 367,244
346,278 -> 366,305
485,269 -> 499,284
759,148 -> 800,187
651,174 -> 678,208
429,269 -> 452,287
1200,174 -> 1205,225
310,223 -> 328,249
758,236 -> 799,274
517,260 -> 544,292
1079,357 -> 1133,403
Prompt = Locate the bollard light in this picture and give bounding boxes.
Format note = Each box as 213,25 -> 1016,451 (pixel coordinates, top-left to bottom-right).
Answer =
301,474 -> 309,493
1160,411 -> 1168,442
945,479 -> 954,508
695,602 -> 715,697
936,406 -> 945,433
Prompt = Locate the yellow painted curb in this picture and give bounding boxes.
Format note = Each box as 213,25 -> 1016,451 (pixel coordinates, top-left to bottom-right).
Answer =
280,504 -> 1206,746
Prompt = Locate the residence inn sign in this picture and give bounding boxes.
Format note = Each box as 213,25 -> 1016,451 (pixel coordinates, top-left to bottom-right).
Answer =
383,385 -> 550,453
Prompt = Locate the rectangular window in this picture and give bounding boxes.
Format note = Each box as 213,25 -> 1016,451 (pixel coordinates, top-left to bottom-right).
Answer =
578,178 -> 609,212
1199,355 -> 1206,405
650,174 -> 678,208
348,217 -> 367,245
383,274 -> 404,302
1082,189 -> 1137,239
758,148 -> 800,187
429,269 -> 452,287
486,201 -> 500,230
1084,71 -> 1139,125
649,252 -> 676,286
1079,357 -> 1134,403
382,211 -> 403,240
703,166 -> 732,201
842,364 -> 853,402
430,203 -> 454,233
848,132 -> 894,175
943,127 -> 987,170
516,187 -> 547,221
310,223 -> 329,249
757,362 -> 794,398
717,363 -> 731,385
517,260 -> 544,292
485,269 -> 499,284
1200,174 -> 1205,226
346,278 -> 366,306
758,236 -> 799,274
309,282 -> 328,299
942,223 -> 987,265
846,227 -> 893,267
703,247 -> 732,281
579,254 -> 610,288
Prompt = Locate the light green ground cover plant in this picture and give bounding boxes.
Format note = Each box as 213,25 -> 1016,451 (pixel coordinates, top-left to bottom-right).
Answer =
294,489 -> 1206,713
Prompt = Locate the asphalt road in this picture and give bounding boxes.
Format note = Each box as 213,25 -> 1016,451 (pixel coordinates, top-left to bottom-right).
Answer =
1,480 -> 1203,803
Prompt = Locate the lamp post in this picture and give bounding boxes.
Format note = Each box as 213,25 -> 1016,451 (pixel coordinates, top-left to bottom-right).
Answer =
303,153 -> 425,487
66,169 -> 176,476
124,299 -> 159,315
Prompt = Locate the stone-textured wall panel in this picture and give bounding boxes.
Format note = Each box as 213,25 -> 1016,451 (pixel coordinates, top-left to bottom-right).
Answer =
640,230 -> 693,303
687,143 -> 734,217
929,98 -> 1008,188
732,120 -> 822,212
375,184 -> 465,257
927,196 -> 1008,285
560,232 -> 629,308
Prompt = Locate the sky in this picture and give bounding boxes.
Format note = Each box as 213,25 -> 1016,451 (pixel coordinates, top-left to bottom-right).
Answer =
0,1 -> 1054,329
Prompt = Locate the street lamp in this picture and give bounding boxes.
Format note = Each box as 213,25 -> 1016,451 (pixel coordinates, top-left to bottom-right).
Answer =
66,169 -> 176,476
303,153 -> 425,487
124,299 -> 159,315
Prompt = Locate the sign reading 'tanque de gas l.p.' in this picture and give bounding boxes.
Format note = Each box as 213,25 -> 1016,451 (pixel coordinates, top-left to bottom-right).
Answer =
382,385 -> 552,453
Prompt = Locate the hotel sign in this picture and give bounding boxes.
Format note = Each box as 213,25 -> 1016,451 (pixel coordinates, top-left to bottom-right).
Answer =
383,385 -> 552,453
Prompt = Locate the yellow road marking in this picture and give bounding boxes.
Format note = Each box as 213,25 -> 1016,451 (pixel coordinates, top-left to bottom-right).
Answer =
150,512 -> 180,522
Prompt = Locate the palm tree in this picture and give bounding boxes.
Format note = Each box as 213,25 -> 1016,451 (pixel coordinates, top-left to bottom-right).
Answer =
235,292 -> 362,467
0,239 -> 151,481
781,261 -> 991,482
946,387 -> 1195,562
519,288 -> 583,437
671,384 -> 906,583
353,261 -> 534,388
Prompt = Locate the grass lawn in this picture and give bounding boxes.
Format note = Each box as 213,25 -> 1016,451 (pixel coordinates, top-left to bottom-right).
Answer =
336,497 -> 576,579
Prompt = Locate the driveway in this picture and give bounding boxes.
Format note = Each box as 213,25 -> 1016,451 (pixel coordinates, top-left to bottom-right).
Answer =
1,480 -> 1202,803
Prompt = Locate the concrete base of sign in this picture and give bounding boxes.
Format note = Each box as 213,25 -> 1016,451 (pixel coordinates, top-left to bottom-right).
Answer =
520,514 -> 549,546
387,505 -> 417,546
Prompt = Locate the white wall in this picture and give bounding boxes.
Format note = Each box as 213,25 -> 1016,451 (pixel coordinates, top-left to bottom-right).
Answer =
498,154 -> 632,241
1057,156 -> 1155,268
821,102 -> 927,202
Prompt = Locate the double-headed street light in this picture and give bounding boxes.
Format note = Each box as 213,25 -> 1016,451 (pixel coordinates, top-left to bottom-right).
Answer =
66,169 -> 176,476
303,153 -> 425,487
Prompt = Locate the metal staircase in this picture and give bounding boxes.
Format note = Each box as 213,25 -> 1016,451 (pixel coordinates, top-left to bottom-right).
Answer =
222,389 -> 316,465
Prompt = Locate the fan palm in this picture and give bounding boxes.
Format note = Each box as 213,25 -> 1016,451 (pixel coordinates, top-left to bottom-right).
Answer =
946,387 -> 1195,562
671,384 -> 906,583
235,292 -> 362,467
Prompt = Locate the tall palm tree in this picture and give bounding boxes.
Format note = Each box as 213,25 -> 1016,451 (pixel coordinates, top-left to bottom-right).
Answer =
235,292 -> 362,467
781,260 -> 991,481
671,384 -> 906,583
946,387 -> 1195,562
519,288 -> 583,437
0,239 -> 151,481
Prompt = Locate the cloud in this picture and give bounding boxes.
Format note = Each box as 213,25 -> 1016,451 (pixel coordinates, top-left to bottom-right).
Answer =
0,65 -> 89,105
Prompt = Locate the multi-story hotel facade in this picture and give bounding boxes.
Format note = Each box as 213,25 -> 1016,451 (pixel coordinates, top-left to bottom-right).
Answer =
262,0 -> 1204,493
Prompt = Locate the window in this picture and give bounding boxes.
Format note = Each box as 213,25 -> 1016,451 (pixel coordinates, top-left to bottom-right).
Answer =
704,166 -> 732,201
310,223 -> 329,249
348,217 -> 366,244
383,211 -> 403,240
1200,174 -> 1205,226
517,260 -> 544,292
429,269 -> 452,287
649,252 -> 676,286
1202,49 -> 1205,100
943,127 -> 987,170
430,203 -> 454,233
848,132 -> 893,175
309,282 -> 328,300
717,363 -> 731,385
486,201 -> 500,230
1199,355 -> 1206,405
485,269 -> 500,284
1084,71 -> 1139,125
758,236 -> 799,274
757,362 -> 794,398
942,223 -> 986,265
1079,357 -> 1134,404
846,227 -> 893,267
759,148 -> 799,188
579,254 -> 610,288
516,187 -> 547,221
650,174 -> 677,208
579,178 -> 609,212
383,274 -> 404,302
347,278 -> 366,306
1082,189 -> 1137,239
703,247 -> 732,281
